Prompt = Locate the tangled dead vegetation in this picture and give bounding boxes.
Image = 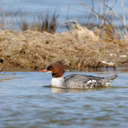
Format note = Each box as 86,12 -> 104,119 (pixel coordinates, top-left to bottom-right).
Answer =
0,22 -> 128,71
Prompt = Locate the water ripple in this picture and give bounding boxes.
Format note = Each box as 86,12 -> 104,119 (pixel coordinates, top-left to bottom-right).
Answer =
0,72 -> 128,128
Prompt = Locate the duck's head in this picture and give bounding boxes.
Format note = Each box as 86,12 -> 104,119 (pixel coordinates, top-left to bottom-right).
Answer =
39,61 -> 65,78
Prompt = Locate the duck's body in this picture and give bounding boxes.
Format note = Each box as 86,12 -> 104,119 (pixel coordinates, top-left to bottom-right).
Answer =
51,74 -> 117,89
40,61 -> 117,89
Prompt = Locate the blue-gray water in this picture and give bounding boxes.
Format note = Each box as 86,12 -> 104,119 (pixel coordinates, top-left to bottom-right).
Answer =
0,71 -> 128,128
0,1 -> 128,127
0,0 -> 128,31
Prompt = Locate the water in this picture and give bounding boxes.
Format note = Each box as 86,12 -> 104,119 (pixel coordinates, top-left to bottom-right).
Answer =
0,0 -> 128,31
0,71 -> 128,128
0,1 -> 128,127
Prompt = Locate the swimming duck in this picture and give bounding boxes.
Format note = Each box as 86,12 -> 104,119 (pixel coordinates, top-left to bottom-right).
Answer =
39,61 -> 117,89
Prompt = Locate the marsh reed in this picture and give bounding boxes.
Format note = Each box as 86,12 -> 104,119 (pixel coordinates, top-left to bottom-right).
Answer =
0,10 -> 58,33
78,0 -> 128,39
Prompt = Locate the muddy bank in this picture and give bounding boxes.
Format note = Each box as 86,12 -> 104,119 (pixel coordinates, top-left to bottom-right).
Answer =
0,23 -> 128,71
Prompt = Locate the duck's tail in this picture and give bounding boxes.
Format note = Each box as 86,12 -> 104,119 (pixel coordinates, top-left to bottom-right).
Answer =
106,74 -> 118,80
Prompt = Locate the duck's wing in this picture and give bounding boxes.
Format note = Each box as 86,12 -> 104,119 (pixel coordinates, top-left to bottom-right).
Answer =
64,74 -> 99,88
64,74 -> 117,89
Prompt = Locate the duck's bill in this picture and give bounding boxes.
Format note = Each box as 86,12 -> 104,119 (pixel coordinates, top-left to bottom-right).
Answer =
39,69 -> 52,73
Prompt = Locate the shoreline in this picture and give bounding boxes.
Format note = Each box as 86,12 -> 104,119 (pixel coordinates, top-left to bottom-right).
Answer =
0,23 -> 128,72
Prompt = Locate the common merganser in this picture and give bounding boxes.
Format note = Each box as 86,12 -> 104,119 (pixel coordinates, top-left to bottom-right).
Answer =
39,61 -> 117,89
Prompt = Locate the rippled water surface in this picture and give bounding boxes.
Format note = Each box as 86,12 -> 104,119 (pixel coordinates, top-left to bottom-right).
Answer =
0,71 -> 128,128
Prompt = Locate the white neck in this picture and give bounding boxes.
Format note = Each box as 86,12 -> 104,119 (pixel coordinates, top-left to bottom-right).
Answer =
51,77 -> 64,88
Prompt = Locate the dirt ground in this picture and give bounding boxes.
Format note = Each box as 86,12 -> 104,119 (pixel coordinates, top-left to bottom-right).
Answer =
0,23 -> 128,71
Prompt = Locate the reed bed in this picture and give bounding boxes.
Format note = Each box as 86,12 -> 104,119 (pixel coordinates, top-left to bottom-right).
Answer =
0,1 -> 128,71
0,22 -> 128,71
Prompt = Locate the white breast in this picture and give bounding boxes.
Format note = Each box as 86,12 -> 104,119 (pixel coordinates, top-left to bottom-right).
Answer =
51,77 -> 64,88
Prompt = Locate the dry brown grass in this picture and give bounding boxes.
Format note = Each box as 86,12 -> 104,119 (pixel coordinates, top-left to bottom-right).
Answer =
0,5 -> 128,71
0,22 -> 128,71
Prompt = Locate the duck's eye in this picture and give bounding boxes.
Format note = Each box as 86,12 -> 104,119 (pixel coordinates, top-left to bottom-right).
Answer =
47,65 -> 53,71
